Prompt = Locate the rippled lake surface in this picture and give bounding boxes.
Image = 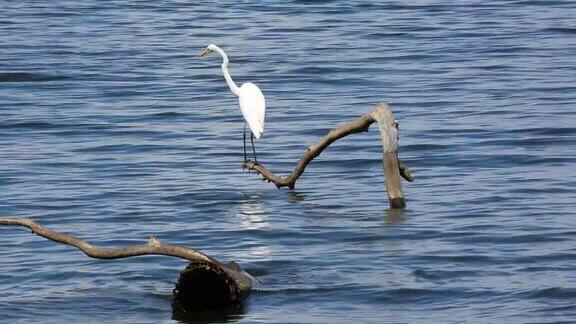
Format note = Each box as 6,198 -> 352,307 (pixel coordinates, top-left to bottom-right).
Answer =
1,1 -> 575,323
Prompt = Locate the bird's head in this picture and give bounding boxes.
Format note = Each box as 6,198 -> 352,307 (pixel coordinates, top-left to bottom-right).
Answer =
198,44 -> 218,58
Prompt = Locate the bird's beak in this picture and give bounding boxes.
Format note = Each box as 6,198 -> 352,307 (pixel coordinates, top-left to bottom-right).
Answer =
198,48 -> 210,58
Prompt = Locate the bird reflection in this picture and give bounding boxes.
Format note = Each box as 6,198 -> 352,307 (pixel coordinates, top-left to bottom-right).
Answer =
236,194 -> 272,261
238,194 -> 268,230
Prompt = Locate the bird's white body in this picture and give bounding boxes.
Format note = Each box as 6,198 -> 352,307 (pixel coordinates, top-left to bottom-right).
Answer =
239,83 -> 265,139
206,44 -> 266,139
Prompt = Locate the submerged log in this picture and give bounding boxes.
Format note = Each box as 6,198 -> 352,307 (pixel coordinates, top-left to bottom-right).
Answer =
0,217 -> 257,312
243,102 -> 413,209
172,260 -> 255,317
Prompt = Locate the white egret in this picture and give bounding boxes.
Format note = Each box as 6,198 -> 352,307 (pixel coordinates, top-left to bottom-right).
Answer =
199,44 -> 266,164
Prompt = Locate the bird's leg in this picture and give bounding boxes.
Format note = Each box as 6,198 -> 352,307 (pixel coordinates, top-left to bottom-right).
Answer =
251,132 -> 259,165
243,122 -> 248,163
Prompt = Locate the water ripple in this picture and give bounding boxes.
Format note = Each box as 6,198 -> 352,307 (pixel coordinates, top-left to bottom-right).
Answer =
1,1 -> 575,323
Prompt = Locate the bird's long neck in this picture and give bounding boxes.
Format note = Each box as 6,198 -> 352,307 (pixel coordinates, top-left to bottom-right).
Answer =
213,46 -> 240,96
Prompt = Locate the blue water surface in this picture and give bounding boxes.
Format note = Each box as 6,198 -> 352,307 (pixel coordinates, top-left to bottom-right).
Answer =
1,1 -> 575,323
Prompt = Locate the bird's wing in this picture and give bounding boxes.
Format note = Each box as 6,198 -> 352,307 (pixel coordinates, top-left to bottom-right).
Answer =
239,82 -> 266,139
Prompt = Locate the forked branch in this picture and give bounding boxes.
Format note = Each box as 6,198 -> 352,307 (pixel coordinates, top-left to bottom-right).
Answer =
243,103 -> 413,208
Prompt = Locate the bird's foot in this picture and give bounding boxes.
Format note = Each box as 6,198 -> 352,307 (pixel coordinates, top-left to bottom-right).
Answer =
243,159 -> 252,171
243,159 -> 260,167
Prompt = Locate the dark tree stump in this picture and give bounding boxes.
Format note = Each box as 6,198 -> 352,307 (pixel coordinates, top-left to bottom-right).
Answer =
172,260 -> 256,313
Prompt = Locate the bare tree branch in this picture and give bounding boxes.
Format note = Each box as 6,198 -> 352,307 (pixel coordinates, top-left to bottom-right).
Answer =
243,114 -> 373,189
242,103 -> 413,208
0,217 -> 258,311
0,217 -> 214,263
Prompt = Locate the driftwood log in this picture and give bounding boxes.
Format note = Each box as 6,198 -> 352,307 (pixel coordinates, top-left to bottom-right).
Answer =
244,102 -> 413,209
0,218 -> 257,315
